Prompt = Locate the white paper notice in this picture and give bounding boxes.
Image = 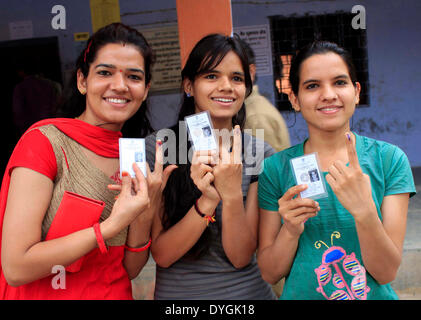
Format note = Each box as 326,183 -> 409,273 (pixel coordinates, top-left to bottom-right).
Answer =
290,153 -> 327,199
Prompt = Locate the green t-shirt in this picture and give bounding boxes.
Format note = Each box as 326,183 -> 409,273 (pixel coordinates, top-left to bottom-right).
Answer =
258,133 -> 416,300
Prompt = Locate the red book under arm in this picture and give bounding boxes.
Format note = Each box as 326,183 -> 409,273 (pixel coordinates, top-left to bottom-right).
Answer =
45,191 -> 105,272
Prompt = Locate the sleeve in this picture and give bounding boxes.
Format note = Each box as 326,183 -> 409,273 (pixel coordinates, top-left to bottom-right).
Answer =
250,140 -> 276,183
383,145 -> 416,198
257,155 -> 282,212
8,129 -> 57,181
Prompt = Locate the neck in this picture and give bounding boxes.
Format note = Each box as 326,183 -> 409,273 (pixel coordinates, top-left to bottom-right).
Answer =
77,112 -> 123,132
304,125 -> 351,155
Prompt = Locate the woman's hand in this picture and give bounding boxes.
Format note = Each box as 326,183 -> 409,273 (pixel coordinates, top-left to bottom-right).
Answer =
277,184 -> 320,238
190,149 -> 221,202
108,140 -> 178,218
145,140 -> 178,213
103,163 -> 150,239
213,125 -> 243,202
325,132 -> 377,221
190,150 -> 221,202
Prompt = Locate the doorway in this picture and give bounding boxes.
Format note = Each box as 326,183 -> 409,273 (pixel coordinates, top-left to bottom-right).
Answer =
0,36 -> 62,177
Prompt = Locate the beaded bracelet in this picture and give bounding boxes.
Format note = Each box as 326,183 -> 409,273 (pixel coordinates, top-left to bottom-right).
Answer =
124,237 -> 152,252
93,223 -> 108,254
194,199 -> 216,226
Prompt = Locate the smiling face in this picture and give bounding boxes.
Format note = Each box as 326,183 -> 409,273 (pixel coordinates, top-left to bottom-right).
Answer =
183,50 -> 246,128
289,52 -> 360,134
77,43 -> 149,131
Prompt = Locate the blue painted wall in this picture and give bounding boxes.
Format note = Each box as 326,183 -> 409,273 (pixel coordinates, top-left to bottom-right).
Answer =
1,0 -> 420,166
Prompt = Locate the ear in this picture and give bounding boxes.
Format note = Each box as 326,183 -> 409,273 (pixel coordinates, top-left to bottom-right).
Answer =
77,69 -> 87,95
354,82 -> 361,105
288,91 -> 301,112
249,64 -> 256,83
142,83 -> 151,102
183,78 -> 193,97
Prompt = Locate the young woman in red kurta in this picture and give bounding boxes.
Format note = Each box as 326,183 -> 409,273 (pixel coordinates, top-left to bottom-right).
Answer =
0,23 -> 174,300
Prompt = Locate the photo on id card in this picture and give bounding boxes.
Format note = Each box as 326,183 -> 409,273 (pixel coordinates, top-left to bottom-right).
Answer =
119,138 -> 147,178
184,111 -> 217,151
290,152 -> 327,200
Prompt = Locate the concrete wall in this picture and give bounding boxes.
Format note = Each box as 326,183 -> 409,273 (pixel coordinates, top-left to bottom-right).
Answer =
1,0 -> 420,166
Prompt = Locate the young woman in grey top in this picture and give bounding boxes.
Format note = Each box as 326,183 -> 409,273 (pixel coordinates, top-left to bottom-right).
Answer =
146,34 -> 276,300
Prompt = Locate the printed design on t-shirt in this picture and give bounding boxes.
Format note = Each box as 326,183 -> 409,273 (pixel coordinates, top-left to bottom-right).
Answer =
314,231 -> 370,300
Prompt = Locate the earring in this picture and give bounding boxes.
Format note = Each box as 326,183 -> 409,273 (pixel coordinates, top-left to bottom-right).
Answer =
79,88 -> 86,95
186,92 -> 191,98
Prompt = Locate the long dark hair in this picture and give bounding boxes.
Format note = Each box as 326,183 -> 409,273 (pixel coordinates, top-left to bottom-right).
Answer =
178,33 -> 253,129
56,23 -> 155,137
289,41 -> 358,95
162,34 -> 252,260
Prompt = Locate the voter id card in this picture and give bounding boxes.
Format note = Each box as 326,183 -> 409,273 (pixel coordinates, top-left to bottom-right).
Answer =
290,152 -> 327,199
184,111 -> 217,151
119,138 -> 147,178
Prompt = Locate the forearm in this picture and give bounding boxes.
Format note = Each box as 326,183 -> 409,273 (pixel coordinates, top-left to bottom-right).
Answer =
354,208 -> 402,284
123,213 -> 154,280
2,225 -> 101,287
151,196 -> 218,268
221,193 -> 256,268
257,225 -> 300,284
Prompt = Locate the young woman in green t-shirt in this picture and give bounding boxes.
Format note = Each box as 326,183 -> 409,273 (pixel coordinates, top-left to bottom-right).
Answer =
257,41 -> 415,300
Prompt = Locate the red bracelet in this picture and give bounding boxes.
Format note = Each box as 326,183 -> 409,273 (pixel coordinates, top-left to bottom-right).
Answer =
194,199 -> 216,226
93,223 -> 108,254
124,237 -> 152,252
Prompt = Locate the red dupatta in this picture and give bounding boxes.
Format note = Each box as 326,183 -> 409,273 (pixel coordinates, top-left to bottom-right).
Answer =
0,118 -> 122,298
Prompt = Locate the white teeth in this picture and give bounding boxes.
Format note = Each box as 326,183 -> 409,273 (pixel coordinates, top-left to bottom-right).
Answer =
320,107 -> 338,111
106,98 -> 128,104
213,98 -> 234,102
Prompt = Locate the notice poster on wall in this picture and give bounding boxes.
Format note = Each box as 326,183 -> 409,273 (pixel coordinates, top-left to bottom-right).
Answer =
89,0 -> 121,33
234,24 -> 273,76
139,25 -> 181,93
9,20 -> 33,40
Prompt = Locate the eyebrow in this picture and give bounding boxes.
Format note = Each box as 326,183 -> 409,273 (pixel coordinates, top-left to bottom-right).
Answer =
302,74 -> 349,85
95,63 -> 145,74
204,70 -> 245,77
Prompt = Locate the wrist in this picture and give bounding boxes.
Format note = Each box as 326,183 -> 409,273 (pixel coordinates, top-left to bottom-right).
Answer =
197,195 -> 219,215
220,190 -> 243,204
99,218 -> 118,240
353,204 -> 380,226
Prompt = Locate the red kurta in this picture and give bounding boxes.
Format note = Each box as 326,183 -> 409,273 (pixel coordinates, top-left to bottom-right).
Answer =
0,118 -> 133,300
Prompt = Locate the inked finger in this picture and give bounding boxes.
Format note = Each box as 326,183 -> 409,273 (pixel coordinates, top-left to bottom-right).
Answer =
154,139 -> 164,174
232,125 -> 242,164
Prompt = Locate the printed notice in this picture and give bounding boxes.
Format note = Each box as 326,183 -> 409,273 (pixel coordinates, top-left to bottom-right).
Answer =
140,25 -> 181,93
234,24 -> 273,76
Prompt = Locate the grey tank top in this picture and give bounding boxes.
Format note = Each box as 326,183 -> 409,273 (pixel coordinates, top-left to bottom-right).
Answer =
146,128 -> 277,300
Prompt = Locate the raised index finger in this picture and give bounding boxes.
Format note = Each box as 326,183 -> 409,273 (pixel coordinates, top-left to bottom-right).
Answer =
154,139 -> 164,175
232,125 -> 242,164
345,132 -> 360,169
